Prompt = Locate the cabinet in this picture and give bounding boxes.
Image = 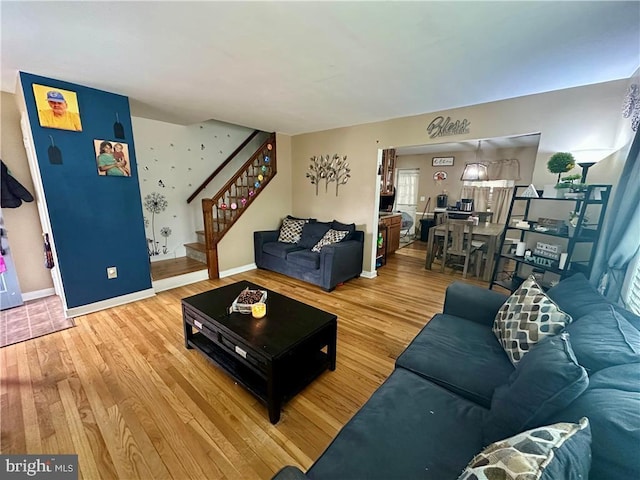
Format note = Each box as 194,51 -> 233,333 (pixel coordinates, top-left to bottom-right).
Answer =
379,213 -> 401,255
380,148 -> 396,195
490,184 -> 611,292
376,221 -> 387,268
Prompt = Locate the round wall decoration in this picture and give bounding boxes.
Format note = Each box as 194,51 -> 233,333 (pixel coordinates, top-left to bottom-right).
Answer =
433,171 -> 447,181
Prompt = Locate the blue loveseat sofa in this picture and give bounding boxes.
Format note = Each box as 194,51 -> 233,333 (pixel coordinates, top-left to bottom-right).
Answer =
254,218 -> 364,292
274,274 -> 640,479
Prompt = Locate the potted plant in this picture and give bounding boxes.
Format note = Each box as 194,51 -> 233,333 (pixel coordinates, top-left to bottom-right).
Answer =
555,174 -> 588,198
547,152 -> 576,182
543,152 -> 576,198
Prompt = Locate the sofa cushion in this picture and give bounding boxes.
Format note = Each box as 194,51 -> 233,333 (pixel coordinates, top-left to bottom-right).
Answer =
331,220 -> 356,240
563,305 -> 640,373
586,362 -> 640,391
277,217 -> 307,244
307,368 -> 486,480
286,250 -> 320,270
547,273 -> 640,331
459,418 -> 591,480
298,222 -> 332,249
493,275 -> 572,365
483,333 -> 588,445
549,370 -> 640,480
311,229 -> 348,252
396,314 -> 514,407
262,242 -> 304,259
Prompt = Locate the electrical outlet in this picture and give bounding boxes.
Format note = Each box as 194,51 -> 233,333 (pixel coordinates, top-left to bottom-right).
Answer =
107,266 -> 117,279
420,196 -> 426,202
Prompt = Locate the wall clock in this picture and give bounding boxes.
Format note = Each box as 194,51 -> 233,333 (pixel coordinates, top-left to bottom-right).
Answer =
433,171 -> 447,181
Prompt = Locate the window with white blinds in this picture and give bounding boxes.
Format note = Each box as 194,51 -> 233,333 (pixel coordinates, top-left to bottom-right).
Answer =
621,247 -> 640,315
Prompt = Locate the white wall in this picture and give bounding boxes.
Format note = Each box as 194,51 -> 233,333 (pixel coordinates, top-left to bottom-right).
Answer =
131,118 -> 266,258
292,79 -> 636,273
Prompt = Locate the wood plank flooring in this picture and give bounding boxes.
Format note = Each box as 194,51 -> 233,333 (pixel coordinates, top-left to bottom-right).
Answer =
0,241 -> 487,479
150,256 -> 207,281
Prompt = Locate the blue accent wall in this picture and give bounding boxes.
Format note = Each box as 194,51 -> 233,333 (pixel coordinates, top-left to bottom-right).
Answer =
20,72 -> 151,308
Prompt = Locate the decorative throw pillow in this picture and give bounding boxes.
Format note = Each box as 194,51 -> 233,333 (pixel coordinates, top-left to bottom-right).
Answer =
483,333 -> 588,445
299,222 -> 332,249
277,217 -> 306,244
311,229 -> 349,252
493,275 -> 572,365
331,220 -> 356,240
459,418 -> 591,480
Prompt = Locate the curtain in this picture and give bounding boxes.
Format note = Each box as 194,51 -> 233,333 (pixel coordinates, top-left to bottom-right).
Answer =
591,129 -> 640,302
396,169 -> 420,205
492,187 -> 514,224
461,186 -> 490,213
488,158 -> 521,181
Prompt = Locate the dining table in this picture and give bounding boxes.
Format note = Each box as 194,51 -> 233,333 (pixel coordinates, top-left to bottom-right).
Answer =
425,222 -> 505,281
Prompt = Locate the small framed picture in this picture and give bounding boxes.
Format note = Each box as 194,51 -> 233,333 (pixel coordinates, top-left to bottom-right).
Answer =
432,156 -> 454,166
94,139 -> 131,177
33,84 -> 83,132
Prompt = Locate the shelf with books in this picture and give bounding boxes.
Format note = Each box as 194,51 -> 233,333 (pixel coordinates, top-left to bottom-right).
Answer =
490,184 -> 611,293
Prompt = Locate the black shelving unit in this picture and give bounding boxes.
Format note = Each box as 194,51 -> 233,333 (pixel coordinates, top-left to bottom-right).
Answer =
490,184 -> 611,292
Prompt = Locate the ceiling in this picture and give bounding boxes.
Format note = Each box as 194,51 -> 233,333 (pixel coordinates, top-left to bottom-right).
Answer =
2,2 -> 639,135
395,133 -> 541,156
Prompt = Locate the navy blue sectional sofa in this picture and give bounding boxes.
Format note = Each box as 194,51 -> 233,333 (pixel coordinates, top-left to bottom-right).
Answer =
274,274 -> 640,479
254,219 -> 364,292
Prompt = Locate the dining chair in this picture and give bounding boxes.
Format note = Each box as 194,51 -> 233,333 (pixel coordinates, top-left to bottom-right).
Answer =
475,211 -> 494,224
440,218 -> 485,278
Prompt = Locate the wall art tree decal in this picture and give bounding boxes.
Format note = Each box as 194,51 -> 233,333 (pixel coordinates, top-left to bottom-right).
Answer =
306,153 -> 351,196
160,227 -> 172,254
143,192 -> 168,256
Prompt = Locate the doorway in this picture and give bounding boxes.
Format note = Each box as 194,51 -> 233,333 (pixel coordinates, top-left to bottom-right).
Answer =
395,168 -> 420,237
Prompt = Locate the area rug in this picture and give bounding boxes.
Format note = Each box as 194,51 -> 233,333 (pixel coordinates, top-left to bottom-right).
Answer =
0,295 -> 75,348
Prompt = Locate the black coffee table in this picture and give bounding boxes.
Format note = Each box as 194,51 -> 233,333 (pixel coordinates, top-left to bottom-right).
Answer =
182,280 -> 337,423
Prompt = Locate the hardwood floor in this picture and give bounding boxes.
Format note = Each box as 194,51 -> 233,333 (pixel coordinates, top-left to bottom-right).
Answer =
150,256 -> 207,281
0,241 -> 487,479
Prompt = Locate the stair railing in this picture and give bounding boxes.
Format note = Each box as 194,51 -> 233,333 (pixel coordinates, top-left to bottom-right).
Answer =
187,129 -> 260,204
202,134 -> 277,279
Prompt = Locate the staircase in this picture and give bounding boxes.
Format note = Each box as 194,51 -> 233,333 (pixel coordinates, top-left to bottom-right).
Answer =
184,230 -> 207,264
194,134 -> 277,279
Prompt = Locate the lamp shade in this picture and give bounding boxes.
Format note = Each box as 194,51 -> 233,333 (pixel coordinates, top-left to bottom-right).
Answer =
461,163 -> 488,181
573,149 -> 612,182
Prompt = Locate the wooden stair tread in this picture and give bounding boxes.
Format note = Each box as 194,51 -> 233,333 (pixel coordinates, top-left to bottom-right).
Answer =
184,242 -> 206,252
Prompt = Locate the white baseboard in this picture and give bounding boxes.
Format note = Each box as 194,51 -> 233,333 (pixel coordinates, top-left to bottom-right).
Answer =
220,263 -> 257,278
360,270 -> 377,279
150,253 -> 176,262
22,288 -> 56,301
152,269 -> 209,293
66,288 -> 156,317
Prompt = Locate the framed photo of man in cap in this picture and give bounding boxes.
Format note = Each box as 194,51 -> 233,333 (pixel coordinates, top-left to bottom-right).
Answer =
32,84 -> 83,131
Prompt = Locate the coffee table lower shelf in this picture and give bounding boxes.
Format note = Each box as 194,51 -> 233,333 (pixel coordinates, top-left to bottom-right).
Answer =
188,331 -> 330,423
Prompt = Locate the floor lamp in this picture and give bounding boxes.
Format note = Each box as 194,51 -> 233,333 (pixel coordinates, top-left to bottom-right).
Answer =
574,149 -> 612,183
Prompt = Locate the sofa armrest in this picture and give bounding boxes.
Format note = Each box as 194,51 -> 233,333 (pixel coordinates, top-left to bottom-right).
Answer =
443,282 -> 508,327
319,236 -> 364,291
271,466 -> 309,480
254,230 -> 279,266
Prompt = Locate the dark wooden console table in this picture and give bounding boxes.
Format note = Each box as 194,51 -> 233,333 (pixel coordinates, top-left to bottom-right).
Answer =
182,280 -> 337,423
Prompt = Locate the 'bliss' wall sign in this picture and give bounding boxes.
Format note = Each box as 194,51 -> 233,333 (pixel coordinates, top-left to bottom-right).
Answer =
427,116 -> 471,138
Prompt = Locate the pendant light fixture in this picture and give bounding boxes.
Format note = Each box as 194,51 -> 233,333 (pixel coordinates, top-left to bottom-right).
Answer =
460,140 -> 488,181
